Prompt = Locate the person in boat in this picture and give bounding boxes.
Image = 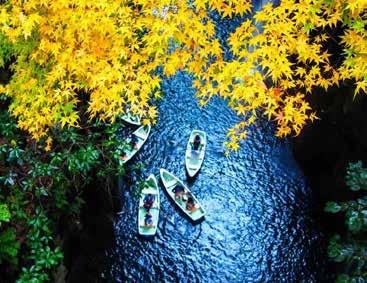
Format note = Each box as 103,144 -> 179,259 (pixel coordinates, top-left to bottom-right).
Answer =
172,185 -> 185,200
130,134 -> 139,149
143,194 -> 155,210
120,152 -> 128,161
192,134 -> 201,151
186,196 -> 197,212
144,212 -> 153,227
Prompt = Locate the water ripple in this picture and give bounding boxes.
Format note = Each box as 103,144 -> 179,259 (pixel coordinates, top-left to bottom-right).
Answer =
103,70 -> 323,282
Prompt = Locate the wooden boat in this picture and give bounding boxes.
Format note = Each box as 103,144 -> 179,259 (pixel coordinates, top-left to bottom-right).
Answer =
160,169 -> 205,222
138,175 -> 160,236
121,125 -> 151,164
185,130 -> 207,177
121,113 -> 141,126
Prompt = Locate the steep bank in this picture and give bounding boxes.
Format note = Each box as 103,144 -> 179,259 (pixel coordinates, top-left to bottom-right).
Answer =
61,176 -> 121,283
292,87 -> 367,276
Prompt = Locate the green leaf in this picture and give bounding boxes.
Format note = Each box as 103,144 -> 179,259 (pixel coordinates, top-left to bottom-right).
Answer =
336,274 -> 350,283
0,228 -> 20,266
304,22 -> 314,33
347,213 -> 363,232
351,20 -> 365,32
325,201 -> 342,213
346,162 -> 367,191
0,204 -> 11,222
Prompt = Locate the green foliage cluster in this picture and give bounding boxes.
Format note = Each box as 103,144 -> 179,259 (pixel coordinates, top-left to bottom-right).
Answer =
0,94 -> 130,282
17,211 -> 63,283
325,162 -> 367,282
0,202 -> 19,267
0,228 -> 19,266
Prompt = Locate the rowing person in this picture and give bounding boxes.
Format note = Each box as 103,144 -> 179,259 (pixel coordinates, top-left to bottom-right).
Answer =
192,134 -> 201,151
130,134 -> 139,149
186,196 -> 197,212
143,194 -> 155,210
172,185 -> 185,200
144,212 -> 153,227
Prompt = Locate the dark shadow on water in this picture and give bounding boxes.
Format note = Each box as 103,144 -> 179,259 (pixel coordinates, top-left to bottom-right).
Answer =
185,170 -> 200,184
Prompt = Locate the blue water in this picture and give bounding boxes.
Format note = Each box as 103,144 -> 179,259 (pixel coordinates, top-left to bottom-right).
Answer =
103,1 -> 324,282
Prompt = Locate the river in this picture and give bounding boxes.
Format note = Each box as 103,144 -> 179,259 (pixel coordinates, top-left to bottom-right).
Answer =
103,1 -> 324,282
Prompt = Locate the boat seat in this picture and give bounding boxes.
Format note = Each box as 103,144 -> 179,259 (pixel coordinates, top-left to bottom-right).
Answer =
139,206 -> 159,210
188,156 -> 203,162
134,130 -> 147,140
142,188 -> 158,194
165,179 -> 177,188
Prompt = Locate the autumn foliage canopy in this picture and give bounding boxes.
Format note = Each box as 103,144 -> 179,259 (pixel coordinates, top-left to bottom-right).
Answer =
0,0 -> 366,150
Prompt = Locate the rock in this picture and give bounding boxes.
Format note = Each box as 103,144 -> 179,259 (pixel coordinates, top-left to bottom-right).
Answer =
61,175 -> 120,283
62,220 -> 82,272
54,264 -> 67,283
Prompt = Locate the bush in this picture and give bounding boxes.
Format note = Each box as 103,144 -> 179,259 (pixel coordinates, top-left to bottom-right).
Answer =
0,95 -> 130,281
325,162 -> 367,282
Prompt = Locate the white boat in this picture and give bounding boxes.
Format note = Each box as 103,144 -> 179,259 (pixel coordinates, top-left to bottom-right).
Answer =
185,130 -> 207,177
138,175 -> 160,236
121,125 -> 151,164
160,169 -> 205,222
121,113 -> 141,126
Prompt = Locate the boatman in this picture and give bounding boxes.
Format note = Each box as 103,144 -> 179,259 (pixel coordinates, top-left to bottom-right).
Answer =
144,212 -> 153,227
186,196 -> 197,212
143,194 -> 155,210
172,185 -> 185,200
130,134 -> 139,149
192,134 -> 201,151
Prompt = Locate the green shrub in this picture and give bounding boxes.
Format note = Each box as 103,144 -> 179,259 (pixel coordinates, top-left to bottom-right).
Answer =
0,228 -> 20,266
0,204 -> 20,266
0,203 -> 11,222
17,211 -> 63,283
325,162 -> 367,282
0,95 -> 130,281
346,162 -> 367,192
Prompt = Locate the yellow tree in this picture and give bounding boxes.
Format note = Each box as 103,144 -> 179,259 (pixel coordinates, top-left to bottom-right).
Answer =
0,0 -> 366,151
0,0 -> 244,140
194,0 -> 367,150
